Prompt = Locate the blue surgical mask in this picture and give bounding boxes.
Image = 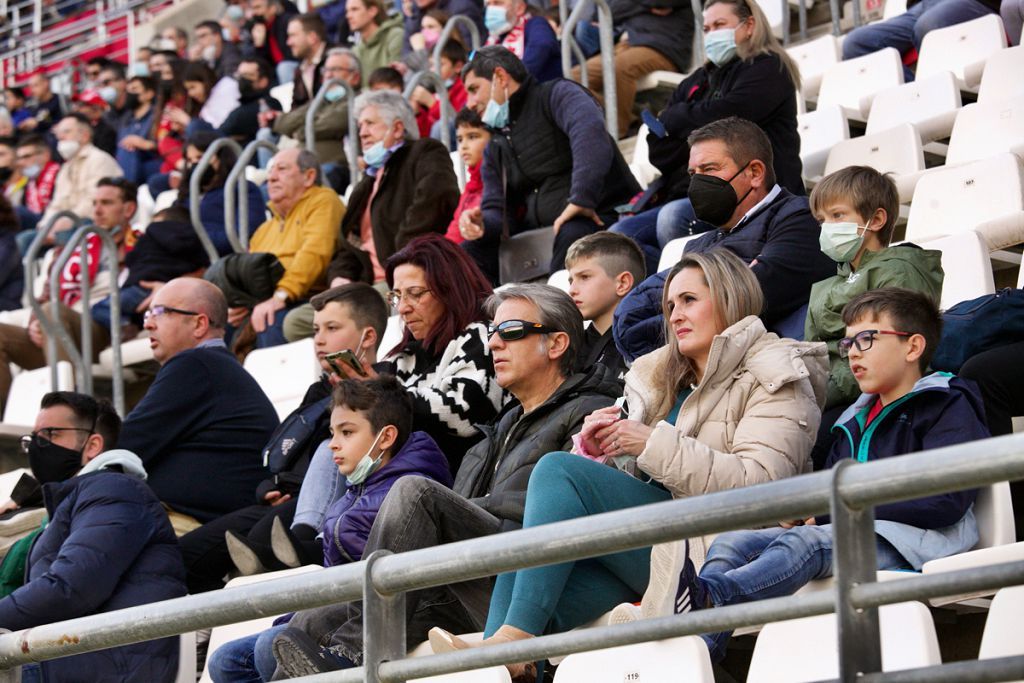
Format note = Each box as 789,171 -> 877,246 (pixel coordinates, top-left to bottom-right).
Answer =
346,429 -> 386,486
22,163 -> 42,180
485,5 -> 512,35
363,141 -> 388,168
98,86 -> 118,105
128,62 -> 150,78
324,85 -> 345,103
226,4 -> 245,21
704,27 -> 738,66
481,82 -> 509,129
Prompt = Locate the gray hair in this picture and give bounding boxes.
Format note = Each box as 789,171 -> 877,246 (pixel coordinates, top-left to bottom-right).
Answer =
296,148 -> 323,185
485,283 -> 583,378
326,47 -> 362,80
353,89 -> 419,141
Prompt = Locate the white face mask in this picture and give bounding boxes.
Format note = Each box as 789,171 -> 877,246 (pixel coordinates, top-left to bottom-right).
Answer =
345,428 -> 386,486
57,139 -> 81,161
202,44 -> 218,63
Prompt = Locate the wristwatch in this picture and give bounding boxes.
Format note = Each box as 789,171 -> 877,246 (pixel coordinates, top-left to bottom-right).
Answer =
273,289 -> 290,303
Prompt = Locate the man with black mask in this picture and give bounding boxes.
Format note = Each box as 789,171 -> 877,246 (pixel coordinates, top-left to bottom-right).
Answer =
218,57 -> 282,144
612,116 -> 835,362
1,392 -> 186,683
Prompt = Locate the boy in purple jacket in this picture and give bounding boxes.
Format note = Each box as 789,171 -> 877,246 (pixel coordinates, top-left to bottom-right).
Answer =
675,288 -> 990,662
207,376 -> 452,682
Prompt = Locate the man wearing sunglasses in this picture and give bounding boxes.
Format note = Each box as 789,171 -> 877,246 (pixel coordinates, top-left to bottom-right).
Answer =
272,284 -> 622,676
2,391 -> 186,683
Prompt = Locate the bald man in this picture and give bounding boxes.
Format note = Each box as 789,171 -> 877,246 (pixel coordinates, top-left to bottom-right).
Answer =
118,278 -> 279,525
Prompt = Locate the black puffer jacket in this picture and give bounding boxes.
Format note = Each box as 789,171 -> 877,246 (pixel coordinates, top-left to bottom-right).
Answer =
454,364 -> 621,531
204,252 -> 285,308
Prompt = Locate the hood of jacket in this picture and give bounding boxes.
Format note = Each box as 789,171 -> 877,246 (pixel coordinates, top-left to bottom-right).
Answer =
361,430 -> 453,489
79,449 -> 148,479
834,371 -> 986,431
365,14 -> 403,48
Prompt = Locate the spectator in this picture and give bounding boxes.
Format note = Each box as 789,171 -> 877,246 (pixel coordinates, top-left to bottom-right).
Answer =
402,0 -> 485,56
324,90 -> 458,286
83,57 -> 110,91
318,0 -> 351,45
347,0 -> 404,86
613,117 -> 835,363
0,196 -> 22,311
72,89 -> 118,157
287,13 -> 330,109
268,284 -> 620,676
246,0 -> 299,85
97,62 -> 130,125
366,66 -> 405,91
18,72 -> 64,135
402,8 -> 450,73
409,40 -> 468,141
13,135 -> 60,238
220,57 -> 283,144
459,47 -> 640,284
611,0 -> 804,274
574,0 -> 694,138
226,148 -> 343,348
842,0 -> 998,80
116,76 -> 162,185
1004,0 -> 1023,45
194,19 -> 244,78
0,138 -> 20,208
4,392 -> 186,683
679,288 -> 987,662
427,251 -> 826,675
3,87 -> 30,128
162,60 -> 241,137
118,277 -> 279,526
148,49 -> 182,83
446,107 -> 490,244
483,0 -> 561,82
162,26 -> 190,56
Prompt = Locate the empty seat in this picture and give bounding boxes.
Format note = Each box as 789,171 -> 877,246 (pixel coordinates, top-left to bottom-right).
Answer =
243,337 -> 319,420
916,14 -> 1008,92
0,361 -> 74,436
824,123 -> 924,202
547,270 -> 571,293
866,71 -> 962,143
747,601 -> 941,682
787,33 -> 841,102
909,232 -> 995,309
798,105 -> 849,181
658,234 -> 703,272
980,585 -> 1024,666
554,636 -> 714,682
977,45 -> 1024,104
904,153 -> 1024,250
945,95 -> 1024,167
817,47 -> 904,120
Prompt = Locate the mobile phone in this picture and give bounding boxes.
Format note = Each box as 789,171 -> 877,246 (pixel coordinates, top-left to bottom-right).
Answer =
325,349 -> 366,376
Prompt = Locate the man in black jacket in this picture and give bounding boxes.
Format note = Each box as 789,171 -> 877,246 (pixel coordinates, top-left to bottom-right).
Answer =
265,284 -> 620,676
218,57 -> 283,145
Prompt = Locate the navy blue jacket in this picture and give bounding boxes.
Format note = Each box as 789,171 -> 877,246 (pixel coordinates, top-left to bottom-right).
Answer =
187,181 -> 266,257
119,345 -> 279,522
322,431 -> 452,566
822,374 -> 990,528
513,16 -> 562,83
613,189 -> 835,362
0,471 -> 186,682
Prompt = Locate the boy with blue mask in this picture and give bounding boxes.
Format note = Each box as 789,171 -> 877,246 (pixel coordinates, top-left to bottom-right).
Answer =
804,167 -> 943,463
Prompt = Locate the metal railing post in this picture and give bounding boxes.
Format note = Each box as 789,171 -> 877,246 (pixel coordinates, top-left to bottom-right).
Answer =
431,16 -> 481,76
830,0 -> 842,35
305,77 -> 360,187
189,138 -> 242,262
561,0 -> 617,137
403,70 -> 453,152
830,459 -> 883,682
363,550 -> 406,683
230,139 -> 278,252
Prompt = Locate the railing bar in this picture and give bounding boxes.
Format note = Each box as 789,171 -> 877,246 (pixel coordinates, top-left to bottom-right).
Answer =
857,655 -> 1024,683
285,668 -> 367,682
851,563 -> 1024,609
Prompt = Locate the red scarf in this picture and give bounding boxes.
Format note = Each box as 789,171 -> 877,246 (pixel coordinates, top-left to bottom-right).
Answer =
487,14 -> 528,58
24,161 -> 60,215
58,233 -> 102,307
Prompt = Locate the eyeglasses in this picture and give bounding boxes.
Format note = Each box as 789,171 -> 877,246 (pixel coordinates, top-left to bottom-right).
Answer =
20,427 -> 93,454
386,287 -> 431,309
488,319 -> 557,341
838,329 -> 912,359
143,304 -> 200,323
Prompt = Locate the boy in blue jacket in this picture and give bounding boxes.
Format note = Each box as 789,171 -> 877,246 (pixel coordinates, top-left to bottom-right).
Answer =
207,375 -> 452,682
676,287 -> 990,661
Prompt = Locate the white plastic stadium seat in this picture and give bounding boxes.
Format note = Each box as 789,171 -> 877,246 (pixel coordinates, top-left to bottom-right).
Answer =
866,71 -> 962,143
915,14 -> 1008,92
380,315 -> 405,357
635,70 -> 686,93
883,0 -> 908,20
0,362 -> 74,437
451,151 -> 466,193
977,46 -> 1024,104
787,34 -> 841,103
176,631 -> 198,683
629,124 -> 661,190
547,270 -> 571,293
824,123 -> 925,202
904,153 -> 1024,251
243,337 -> 320,420
746,601 -> 941,682
658,235 -> 703,272
754,0 -> 787,38
945,95 -> 1024,167
980,585 -> 1024,670
269,82 -> 294,114
409,635 -> 510,683
817,47 -> 904,120
909,232 -> 995,309
554,636 -> 714,682
798,105 -> 849,182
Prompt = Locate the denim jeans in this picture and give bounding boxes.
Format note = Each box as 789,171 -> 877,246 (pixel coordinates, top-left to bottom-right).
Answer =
256,127 -> 278,169
208,622 -> 287,682
291,439 -> 346,531
610,199 -> 703,276
841,0 -> 995,80
698,525 -> 912,660
19,664 -> 40,683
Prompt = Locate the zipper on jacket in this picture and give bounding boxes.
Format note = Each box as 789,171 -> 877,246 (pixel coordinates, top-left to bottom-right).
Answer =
854,392 -> 916,463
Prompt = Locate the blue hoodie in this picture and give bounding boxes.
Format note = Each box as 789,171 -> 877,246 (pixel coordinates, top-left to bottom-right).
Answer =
322,431 -> 453,566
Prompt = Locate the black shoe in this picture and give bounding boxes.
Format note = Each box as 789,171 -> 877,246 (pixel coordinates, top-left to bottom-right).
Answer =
225,531 -> 267,576
674,540 -> 710,614
272,627 -> 343,677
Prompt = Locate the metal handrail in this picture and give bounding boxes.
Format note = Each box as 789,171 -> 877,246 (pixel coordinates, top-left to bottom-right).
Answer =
403,70 -> 453,151
0,434 -> 1020,682
305,77 -> 360,188
431,15 -> 481,76
229,139 -> 278,252
189,137 -> 242,262
561,0 -> 618,137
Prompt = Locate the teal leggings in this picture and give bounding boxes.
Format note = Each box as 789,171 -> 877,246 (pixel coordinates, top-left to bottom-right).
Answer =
484,452 -> 672,637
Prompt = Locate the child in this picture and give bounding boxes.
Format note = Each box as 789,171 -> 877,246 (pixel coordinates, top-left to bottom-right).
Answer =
805,166 -> 944,413
207,376 -> 453,682
445,108 -> 491,245
411,40 -> 468,141
367,67 -> 405,93
565,232 -> 646,376
677,288 -> 990,661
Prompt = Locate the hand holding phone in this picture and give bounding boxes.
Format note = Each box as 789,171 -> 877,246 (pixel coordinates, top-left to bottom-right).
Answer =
325,349 -> 367,377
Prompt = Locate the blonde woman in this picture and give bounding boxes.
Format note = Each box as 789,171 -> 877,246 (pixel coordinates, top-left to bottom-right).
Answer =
430,249 -> 827,677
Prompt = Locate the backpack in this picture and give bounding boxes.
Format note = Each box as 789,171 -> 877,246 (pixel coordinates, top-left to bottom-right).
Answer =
931,288 -> 1024,372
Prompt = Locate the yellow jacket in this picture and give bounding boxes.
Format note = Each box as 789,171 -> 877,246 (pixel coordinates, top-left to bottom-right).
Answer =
249,185 -> 344,300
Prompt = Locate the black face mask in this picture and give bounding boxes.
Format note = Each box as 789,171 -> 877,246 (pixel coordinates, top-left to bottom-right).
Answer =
688,161 -> 753,227
28,437 -> 85,485
0,167 -> 11,184
238,77 -> 257,98
123,92 -> 141,110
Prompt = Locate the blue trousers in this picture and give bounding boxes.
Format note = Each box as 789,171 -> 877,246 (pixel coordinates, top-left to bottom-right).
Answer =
292,439 -> 347,531
841,0 -> 995,80
208,623 -> 287,683
697,525 -> 911,660
484,452 -> 672,637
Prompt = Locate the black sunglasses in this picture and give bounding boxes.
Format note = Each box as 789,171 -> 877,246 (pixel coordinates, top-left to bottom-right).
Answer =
488,319 -> 558,341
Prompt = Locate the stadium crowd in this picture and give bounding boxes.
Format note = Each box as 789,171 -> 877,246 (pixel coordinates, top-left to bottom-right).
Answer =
0,0 -> 1023,679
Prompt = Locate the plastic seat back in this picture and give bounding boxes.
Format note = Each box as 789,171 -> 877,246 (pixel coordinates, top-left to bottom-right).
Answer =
977,45 -> 1024,104
866,71 -> 962,142
547,270 -> 571,294
787,34 -> 840,101
554,636 -> 714,683
658,235 -> 703,272
973,481 -> 1016,549
1,361 -> 74,427
243,338 -> 319,421
946,95 -> 1024,167
908,232 -> 994,309
980,585 -> 1024,663
916,14 -> 1008,91
817,47 -> 904,120
824,122 -> 924,178
798,105 -> 849,180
